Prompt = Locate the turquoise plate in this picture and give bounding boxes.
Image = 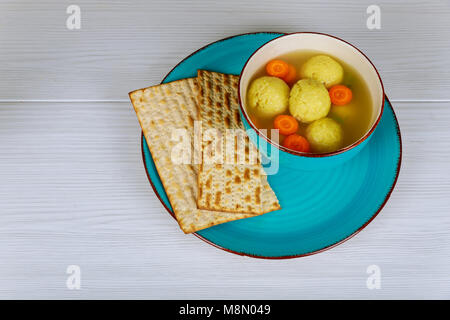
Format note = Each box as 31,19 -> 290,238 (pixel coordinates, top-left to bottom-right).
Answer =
141,32 -> 402,259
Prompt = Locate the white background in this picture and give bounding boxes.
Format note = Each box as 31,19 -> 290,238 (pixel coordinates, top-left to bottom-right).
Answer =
0,0 -> 449,299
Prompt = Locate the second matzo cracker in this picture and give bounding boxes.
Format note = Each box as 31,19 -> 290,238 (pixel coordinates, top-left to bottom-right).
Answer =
196,70 -> 280,214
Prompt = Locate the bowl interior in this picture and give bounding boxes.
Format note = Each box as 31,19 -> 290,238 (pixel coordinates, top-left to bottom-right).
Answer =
239,33 -> 384,153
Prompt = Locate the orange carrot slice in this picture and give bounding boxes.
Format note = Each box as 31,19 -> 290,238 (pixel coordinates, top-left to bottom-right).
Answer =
274,115 -> 299,136
282,134 -> 310,153
282,64 -> 297,85
329,85 -> 353,105
266,59 -> 289,78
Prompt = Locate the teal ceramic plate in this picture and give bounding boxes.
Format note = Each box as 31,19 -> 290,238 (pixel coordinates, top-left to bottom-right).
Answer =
141,32 -> 402,258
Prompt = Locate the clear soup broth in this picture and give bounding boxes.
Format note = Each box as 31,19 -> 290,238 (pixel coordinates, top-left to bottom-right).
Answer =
246,50 -> 373,153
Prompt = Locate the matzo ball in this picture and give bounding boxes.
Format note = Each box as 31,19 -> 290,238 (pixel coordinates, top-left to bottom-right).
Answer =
301,55 -> 344,88
247,76 -> 289,117
289,78 -> 331,123
306,117 -> 343,153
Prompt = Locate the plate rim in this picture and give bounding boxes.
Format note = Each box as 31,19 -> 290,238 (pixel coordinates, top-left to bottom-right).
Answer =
139,32 -> 403,259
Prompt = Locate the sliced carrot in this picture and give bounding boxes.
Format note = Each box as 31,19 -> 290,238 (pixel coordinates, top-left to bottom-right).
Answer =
282,134 -> 310,153
282,64 -> 297,85
274,115 -> 298,136
266,59 -> 289,78
329,85 -> 353,105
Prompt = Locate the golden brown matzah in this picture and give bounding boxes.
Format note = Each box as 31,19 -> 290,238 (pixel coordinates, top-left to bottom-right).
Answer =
196,70 -> 281,214
130,78 -> 257,233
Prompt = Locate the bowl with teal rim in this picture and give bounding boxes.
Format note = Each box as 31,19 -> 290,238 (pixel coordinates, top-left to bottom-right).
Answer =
238,32 -> 385,170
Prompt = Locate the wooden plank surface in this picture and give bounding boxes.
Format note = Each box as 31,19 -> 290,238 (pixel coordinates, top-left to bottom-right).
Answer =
0,101 -> 449,299
0,0 -> 449,100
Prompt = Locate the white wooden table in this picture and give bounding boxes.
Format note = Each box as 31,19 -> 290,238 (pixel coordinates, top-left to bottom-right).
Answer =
1,0 -> 449,299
